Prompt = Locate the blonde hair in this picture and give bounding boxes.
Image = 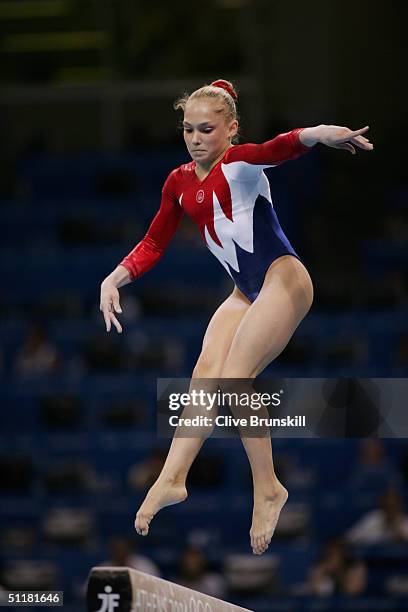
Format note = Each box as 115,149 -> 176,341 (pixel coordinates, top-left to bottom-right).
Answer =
174,79 -> 240,143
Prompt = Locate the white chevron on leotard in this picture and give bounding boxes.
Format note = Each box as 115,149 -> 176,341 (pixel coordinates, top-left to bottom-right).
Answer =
204,161 -> 274,274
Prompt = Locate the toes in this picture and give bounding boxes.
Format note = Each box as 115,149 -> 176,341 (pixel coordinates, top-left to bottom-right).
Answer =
255,537 -> 262,555
137,524 -> 148,536
258,535 -> 267,555
135,513 -> 150,536
262,540 -> 270,554
251,532 -> 270,555
251,534 -> 262,555
134,518 -> 142,535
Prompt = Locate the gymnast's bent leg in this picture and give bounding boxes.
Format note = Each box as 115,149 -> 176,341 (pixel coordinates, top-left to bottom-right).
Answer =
219,255 -> 314,555
135,286 -> 250,535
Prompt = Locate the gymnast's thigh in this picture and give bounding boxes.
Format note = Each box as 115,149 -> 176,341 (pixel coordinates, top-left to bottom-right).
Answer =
192,285 -> 251,379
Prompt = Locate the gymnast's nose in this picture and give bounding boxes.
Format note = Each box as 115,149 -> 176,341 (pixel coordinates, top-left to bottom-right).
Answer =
191,131 -> 202,146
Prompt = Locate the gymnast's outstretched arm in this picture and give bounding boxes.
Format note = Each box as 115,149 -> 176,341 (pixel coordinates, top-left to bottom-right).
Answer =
299,124 -> 373,154
100,170 -> 184,333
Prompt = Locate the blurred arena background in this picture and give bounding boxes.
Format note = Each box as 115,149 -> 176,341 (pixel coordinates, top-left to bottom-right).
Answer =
0,1 -> 407,610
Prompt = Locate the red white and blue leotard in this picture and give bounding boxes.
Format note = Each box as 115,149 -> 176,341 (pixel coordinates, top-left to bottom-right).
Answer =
120,129 -> 312,302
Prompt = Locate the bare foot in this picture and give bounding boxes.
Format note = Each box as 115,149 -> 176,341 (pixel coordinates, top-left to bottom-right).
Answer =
250,483 -> 288,555
135,479 -> 187,536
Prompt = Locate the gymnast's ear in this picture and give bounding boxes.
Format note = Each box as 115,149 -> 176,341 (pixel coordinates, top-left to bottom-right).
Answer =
228,118 -> 239,140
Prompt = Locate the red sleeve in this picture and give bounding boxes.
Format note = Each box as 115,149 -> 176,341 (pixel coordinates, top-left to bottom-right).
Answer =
224,128 -> 311,166
119,170 -> 184,280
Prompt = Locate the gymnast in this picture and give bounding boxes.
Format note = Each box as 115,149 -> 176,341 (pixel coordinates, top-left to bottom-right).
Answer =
100,79 -> 373,554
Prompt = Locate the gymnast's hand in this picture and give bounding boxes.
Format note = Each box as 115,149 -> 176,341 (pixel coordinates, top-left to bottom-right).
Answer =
100,278 -> 123,334
299,125 -> 374,154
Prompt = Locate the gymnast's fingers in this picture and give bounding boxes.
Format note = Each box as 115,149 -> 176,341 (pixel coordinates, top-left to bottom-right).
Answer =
351,135 -> 374,150
113,297 -> 122,314
110,311 -> 123,334
337,142 -> 356,154
101,303 -> 112,332
349,125 -> 369,138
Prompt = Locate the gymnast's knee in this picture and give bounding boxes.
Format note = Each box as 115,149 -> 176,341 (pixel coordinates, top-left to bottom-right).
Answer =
191,351 -> 222,380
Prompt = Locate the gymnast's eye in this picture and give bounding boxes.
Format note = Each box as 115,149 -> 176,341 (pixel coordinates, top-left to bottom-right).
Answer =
183,126 -> 213,133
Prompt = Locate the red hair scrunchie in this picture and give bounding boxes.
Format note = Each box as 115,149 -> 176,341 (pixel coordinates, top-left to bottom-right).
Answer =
211,80 -> 238,101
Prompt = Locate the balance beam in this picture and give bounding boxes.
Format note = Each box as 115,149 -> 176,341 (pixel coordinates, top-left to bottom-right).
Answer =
87,566 -> 253,611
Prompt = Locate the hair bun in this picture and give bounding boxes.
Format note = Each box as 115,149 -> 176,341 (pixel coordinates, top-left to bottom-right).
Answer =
211,79 -> 238,101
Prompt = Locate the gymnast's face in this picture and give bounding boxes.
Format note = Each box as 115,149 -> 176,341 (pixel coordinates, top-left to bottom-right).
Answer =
183,99 -> 238,168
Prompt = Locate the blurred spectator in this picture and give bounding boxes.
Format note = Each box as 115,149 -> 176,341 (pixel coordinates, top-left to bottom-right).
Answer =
175,546 -> 226,599
78,536 -> 160,598
364,271 -> 408,310
346,488 -> 408,545
102,537 -> 160,577
163,337 -> 186,373
101,398 -> 149,428
386,574 -> 408,597
1,560 -> 57,592
188,452 -> 226,488
0,527 -> 36,553
38,292 -> 84,320
40,393 -> 83,429
118,294 -> 142,324
341,560 -> 368,597
272,451 -> 316,490
275,337 -> 313,366
138,286 -> 219,316
128,447 -> 225,492
347,439 -> 401,495
81,334 -> 124,372
322,336 -> 368,368
224,553 -> 280,596
305,537 -> 367,597
128,447 -> 167,491
43,508 -> 94,546
14,324 -> 61,378
123,329 -> 182,371
43,460 -> 97,494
